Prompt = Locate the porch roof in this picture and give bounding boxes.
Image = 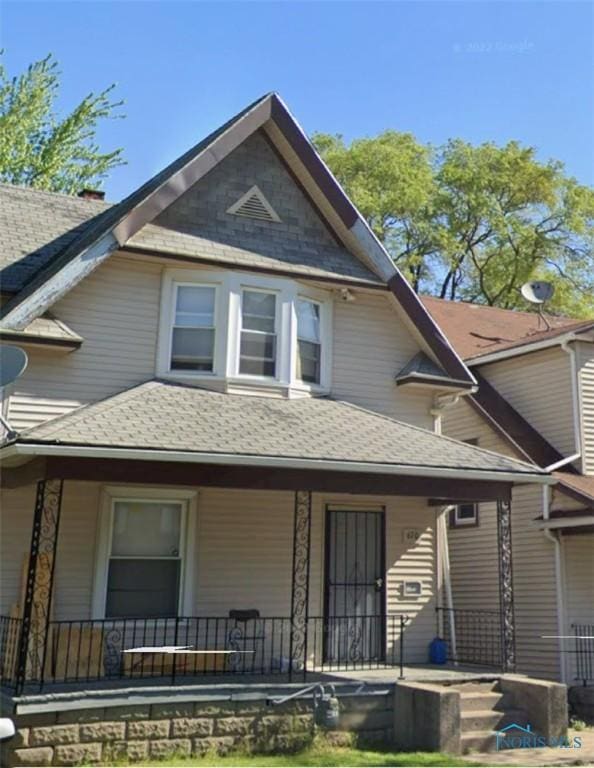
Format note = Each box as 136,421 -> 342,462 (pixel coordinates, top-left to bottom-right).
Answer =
3,380 -> 549,484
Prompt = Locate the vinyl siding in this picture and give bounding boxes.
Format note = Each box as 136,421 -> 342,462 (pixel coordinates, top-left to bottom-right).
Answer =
577,341 -> 594,475
0,482 -> 100,620
7,255 -> 162,430
480,347 -> 576,458
442,397 -> 560,680
563,534 -> 594,684
1,484 -> 437,661
6,255 -> 433,432
332,292 -> 433,429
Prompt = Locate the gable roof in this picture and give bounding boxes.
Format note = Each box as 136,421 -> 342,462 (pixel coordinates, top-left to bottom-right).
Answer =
3,379 -> 546,482
0,93 -> 474,388
422,296 -> 593,362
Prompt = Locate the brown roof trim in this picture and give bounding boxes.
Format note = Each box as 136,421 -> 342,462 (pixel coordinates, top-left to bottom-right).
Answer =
0,330 -> 82,350
269,96 -> 358,229
556,478 -> 594,506
388,274 -> 475,384
120,245 -> 387,290
470,371 -> 572,470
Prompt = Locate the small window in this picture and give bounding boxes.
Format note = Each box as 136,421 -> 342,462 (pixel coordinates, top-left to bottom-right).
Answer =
453,503 -> 478,527
239,290 -> 277,377
106,501 -> 183,619
170,285 -> 216,371
296,299 -> 321,384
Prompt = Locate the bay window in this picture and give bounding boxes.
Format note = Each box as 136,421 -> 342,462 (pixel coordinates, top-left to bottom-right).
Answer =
170,285 -> 216,371
239,290 -> 277,377
105,500 -> 184,618
158,269 -> 331,392
296,298 -> 321,384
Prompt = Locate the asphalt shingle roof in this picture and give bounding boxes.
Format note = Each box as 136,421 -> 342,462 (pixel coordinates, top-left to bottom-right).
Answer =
0,184 -> 111,293
422,296 -> 593,361
15,380 -> 543,476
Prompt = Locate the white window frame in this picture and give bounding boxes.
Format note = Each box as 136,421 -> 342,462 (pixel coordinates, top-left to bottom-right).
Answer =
453,503 -> 478,527
157,268 -> 332,394
294,292 -> 331,391
169,283 -> 218,374
92,486 -> 198,619
237,286 -> 280,380
157,270 -> 230,381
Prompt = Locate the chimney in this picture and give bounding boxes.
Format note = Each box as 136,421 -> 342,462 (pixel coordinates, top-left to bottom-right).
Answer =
78,189 -> 105,201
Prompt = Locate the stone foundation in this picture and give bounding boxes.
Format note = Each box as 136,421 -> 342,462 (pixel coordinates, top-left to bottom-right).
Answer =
2,692 -> 394,766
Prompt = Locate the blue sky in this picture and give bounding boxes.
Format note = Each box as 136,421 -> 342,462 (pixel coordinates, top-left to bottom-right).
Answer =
2,1 -> 593,201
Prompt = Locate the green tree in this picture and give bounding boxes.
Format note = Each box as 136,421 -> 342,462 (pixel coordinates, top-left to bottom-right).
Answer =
0,53 -> 124,194
313,132 -> 594,316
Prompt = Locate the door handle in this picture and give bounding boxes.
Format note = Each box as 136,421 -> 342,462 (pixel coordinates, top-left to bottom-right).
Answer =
374,578 -> 383,591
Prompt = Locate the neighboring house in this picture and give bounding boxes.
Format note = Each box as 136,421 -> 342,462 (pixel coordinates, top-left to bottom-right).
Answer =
424,297 -> 594,688
0,92 -> 548,714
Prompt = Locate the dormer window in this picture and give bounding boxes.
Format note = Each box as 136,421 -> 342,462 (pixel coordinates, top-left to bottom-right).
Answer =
297,298 -> 321,384
158,269 -> 332,394
239,290 -> 277,377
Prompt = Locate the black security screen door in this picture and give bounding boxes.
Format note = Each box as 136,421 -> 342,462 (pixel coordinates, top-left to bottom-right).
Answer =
324,509 -> 385,664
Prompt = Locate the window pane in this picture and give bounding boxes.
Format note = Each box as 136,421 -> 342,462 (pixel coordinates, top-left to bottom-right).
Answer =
242,291 -> 275,333
457,504 -> 477,521
297,299 -> 320,343
297,339 -> 321,384
176,286 -> 215,323
239,358 -> 276,377
106,559 -> 180,618
111,502 -> 181,557
240,332 -> 275,360
171,328 -> 214,371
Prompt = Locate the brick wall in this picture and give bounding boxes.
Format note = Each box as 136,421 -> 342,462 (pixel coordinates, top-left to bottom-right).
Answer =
3,692 -> 394,766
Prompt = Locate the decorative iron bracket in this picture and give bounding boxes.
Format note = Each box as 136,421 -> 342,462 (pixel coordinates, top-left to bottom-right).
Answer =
15,479 -> 63,694
289,490 -> 312,681
497,498 -> 516,672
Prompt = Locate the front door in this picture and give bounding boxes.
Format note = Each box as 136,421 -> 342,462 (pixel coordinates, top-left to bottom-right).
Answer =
323,508 -> 385,664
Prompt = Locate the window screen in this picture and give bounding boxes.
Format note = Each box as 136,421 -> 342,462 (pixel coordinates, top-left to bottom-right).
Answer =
171,285 -> 216,371
106,501 -> 182,619
296,299 -> 321,384
239,290 -> 277,377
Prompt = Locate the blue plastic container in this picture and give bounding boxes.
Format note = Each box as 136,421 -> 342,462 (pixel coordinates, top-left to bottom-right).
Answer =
429,636 -> 447,665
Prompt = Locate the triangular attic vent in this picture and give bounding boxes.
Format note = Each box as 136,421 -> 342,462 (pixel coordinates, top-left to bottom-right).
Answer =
227,185 -> 281,223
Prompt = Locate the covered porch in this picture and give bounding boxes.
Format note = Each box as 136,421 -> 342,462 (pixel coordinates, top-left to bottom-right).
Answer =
0,381 -> 551,697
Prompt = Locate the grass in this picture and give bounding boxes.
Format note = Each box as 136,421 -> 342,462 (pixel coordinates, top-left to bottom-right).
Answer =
102,743 -> 483,767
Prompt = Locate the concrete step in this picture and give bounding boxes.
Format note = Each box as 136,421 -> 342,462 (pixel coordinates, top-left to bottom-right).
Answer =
460,708 -> 529,733
452,680 -> 501,694
460,730 -> 497,753
458,691 -> 513,713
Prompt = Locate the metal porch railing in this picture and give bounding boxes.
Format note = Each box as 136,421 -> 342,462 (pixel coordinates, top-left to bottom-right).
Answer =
572,623 -> 594,685
0,613 -> 410,693
436,606 -> 503,669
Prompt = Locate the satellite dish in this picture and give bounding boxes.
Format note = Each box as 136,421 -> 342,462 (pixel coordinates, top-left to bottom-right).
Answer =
0,345 -> 28,388
521,281 -> 555,305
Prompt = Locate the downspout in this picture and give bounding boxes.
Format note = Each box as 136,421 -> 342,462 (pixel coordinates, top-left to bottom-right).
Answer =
438,509 -> 458,664
431,393 -> 462,435
542,484 -> 568,684
561,339 -> 583,472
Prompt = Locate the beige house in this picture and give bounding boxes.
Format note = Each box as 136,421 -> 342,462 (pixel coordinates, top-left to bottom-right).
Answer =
0,94 -> 550,709
424,298 -> 594,689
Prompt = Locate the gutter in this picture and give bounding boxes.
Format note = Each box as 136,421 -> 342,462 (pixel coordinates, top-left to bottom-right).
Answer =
539,515 -> 594,530
0,442 -> 554,485
466,328 -> 593,367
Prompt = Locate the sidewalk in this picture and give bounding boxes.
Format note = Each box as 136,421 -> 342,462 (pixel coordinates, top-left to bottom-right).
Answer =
463,728 -> 594,766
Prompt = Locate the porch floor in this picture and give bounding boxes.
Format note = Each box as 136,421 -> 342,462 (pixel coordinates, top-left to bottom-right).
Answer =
2,665 -> 504,714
